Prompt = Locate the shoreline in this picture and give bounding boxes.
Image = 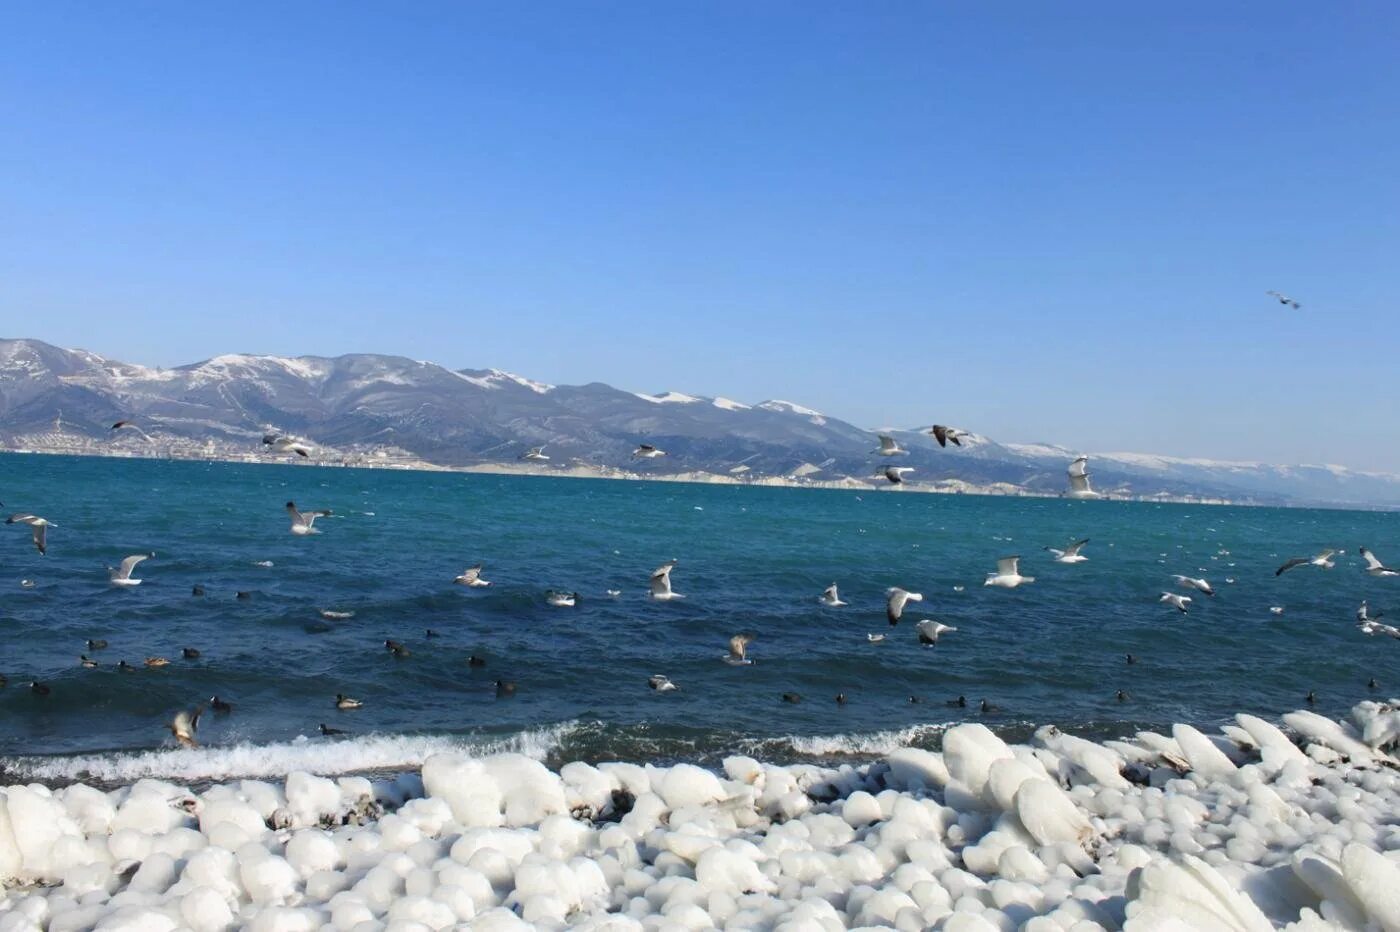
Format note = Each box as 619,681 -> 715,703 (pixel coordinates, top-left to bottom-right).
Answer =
1,699 -> 1396,929
0,446 -> 1260,509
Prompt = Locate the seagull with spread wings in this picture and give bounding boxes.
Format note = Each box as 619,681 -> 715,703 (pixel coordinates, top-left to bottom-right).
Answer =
873,433 -> 907,456
1276,549 -> 1342,575
108,553 -> 153,587
929,425 -> 967,448
1360,547 -> 1399,578
985,556 -> 1035,588
1045,539 -> 1090,564
286,501 -> 333,536
886,587 -> 923,626
6,513 -> 54,555
649,560 -> 684,600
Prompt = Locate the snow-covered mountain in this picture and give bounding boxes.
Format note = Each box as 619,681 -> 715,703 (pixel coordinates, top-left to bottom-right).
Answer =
2,338 -> 1398,507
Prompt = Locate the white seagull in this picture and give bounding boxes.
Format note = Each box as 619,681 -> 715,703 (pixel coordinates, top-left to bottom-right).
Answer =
1045,539 -> 1090,564
520,447 -> 550,462
1356,603 -> 1400,638
1172,575 -> 1215,597
928,425 -> 967,448
285,501 -> 333,536
168,705 -> 203,748
873,434 -> 908,456
985,556 -> 1035,589
880,466 -> 914,485
6,514 -> 55,555
110,420 -> 153,442
915,619 -> 957,646
819,583 -> 847,607
108,554 -> 152,587
1160,592 -> 1192,614
546,591 -> 578,607
648,674 -> 679,692
633,443 -> 667,459
1276,549 -> 1343,575
1357,601 -> 1384,624
649,560 -> 684,600
454,564 -> 492,587
1266,290 -> 1301,310
1360,547 -> 1399,578
1066,457 -> 1101,500
724,633 -> 754,665
885,587 -> 923,626
866,633 -> 886,643
263,434 -> 313,457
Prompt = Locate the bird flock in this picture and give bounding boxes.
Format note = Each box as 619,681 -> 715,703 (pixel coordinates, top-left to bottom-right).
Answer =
6,474 -> 1393,753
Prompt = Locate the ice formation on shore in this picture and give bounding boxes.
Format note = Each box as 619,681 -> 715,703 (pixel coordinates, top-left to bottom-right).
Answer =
1,700 -> 1397,931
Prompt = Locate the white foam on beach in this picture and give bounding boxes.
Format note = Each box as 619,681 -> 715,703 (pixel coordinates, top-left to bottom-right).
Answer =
2,723 -> 580,784
749,723 -> 953,758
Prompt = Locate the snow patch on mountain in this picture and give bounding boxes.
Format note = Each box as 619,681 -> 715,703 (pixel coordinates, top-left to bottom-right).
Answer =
758,400 -> 823,417
636,391 -> 702,404
711,397 -> 751,411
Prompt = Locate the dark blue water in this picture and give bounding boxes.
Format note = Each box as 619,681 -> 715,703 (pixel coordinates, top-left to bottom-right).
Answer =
0,453 -> 1394,784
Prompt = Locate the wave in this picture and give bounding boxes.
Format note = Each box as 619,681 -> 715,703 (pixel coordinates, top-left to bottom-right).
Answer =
1,722 -> 582,785
741,722 -> 955,759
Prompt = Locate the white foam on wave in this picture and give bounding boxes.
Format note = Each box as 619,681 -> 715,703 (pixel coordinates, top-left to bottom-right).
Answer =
749,723 -> 953,758
3,723 -> 581,784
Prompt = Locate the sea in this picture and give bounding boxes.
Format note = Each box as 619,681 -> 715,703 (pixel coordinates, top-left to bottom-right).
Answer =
0,452 -> 1393,788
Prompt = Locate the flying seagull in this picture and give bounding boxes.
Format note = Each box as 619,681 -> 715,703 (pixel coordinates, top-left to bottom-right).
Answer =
1045,539 -> 1090,564
1357,601 -> 1384,624
1276,549 -> 1343,575
1266,290 -> 1301,310
880,466 -> 914,485
1160,592 -> 1192,614
648,674 -> 679,692
819,583 -> 847,607
168,706 -> 203,748
929,425 -> 967,448
263,434 -> 313,457
110,420 -> 152,441
1356,603 -> 1400,638
1066,457 -> 1100,500
985,556 -> 1035,589
873,434 -> 908,456
915,619 -> 957,646
886,587 -> 923,626
6,514 -> 54,555
454,564 -> 492,587
1172,575 -> 1215,597
649,560 -> 684,600
520,447 -> 550,462
546,590 -> 578,607
724,633 -> 754,665
108,553 -> 152,587
1360,547 -> 1399,578
286,501 -> 333,536
633,443 -> 667,458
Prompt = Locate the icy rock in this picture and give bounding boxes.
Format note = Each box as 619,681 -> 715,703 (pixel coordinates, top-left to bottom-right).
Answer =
1172,725 -> 1238,779
1124,853 -> 1273,930
1340,842 -> 1400,929
658,764 -> 726,810
239,854 -> 299,906
885,748 -> 950,791
944,725 -> 1016,803
1014,781 -> 1094,848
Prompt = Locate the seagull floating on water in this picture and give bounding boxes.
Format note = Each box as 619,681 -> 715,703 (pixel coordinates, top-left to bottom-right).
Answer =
819,583 -> 846,607
1360,547 -> 1399,578
866,633 -> 886,643
649,561 -> 684,600
724,633 -> 754,665
929,425 -> 967,448
985,556 -> 1035,588
915,619 -> 957,646
885,587 -> 923,626
6,513 -> 54,555
1160,592 -> 1192,613
873,434 -> 907,456
1276,549 -> 1342,575
286,501 -> 332,536
880,466 -> 913,485
1270,606 -> 1285,615
1266,290 -> 1301,310
1045,539 -> 1090,563
1172,575 -> 1215,596
335,694 -> 362,710
453,564 -> 492,587
108,553 -> 152,587
648,674 -> 679,692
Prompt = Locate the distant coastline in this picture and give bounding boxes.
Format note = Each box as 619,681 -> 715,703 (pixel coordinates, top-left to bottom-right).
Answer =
0,443 -> 1246,507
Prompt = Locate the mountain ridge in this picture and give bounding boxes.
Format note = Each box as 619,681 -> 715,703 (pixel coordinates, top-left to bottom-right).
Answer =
2,337 -> 1398,508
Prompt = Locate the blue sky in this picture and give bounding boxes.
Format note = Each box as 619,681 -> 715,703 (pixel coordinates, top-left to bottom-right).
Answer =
2,3 -> 1397,469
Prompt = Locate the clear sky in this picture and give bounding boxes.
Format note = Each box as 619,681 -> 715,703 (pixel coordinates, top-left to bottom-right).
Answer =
2,3 -> 1397,470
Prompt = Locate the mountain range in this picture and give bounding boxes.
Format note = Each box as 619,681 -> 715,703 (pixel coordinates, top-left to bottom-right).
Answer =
2,337 -> 1397,508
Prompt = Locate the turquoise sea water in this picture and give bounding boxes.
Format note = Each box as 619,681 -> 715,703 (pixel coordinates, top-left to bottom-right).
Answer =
0,453 -> 1394,785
